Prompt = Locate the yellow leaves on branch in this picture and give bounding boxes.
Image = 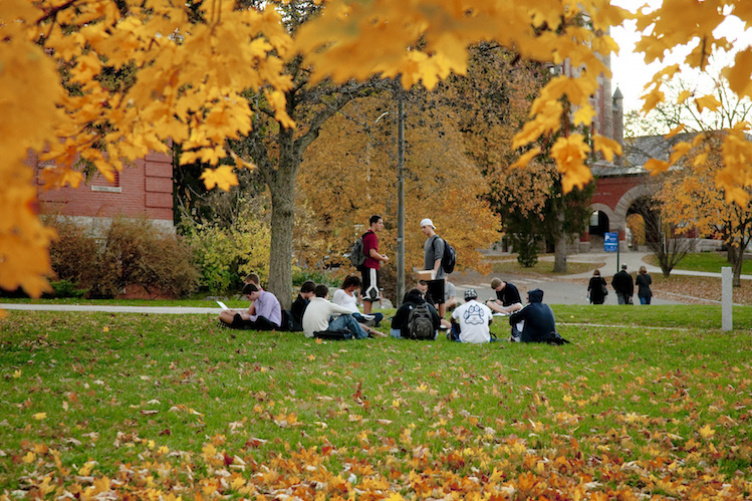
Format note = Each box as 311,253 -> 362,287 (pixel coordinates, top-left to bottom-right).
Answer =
296,0 -> 628,192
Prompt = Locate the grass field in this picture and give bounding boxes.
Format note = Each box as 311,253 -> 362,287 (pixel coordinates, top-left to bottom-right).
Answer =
1,308 -> 751,500
644,252 -> 752,275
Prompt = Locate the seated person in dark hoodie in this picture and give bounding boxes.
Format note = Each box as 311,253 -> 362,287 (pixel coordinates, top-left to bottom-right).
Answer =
289,280 -> 316,331
508,289 -> 568,344
390,288 -> 441,339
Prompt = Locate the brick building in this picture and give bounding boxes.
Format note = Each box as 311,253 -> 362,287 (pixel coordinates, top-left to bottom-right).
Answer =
34,151 -> 174,231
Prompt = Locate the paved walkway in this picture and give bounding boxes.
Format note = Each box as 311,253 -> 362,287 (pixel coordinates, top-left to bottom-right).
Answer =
449,250 -> 747,306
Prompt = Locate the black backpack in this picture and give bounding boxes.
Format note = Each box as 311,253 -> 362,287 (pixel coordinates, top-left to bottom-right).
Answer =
348,232 -> 368,269
433,237 -> 456,274
406,303 -> 435,340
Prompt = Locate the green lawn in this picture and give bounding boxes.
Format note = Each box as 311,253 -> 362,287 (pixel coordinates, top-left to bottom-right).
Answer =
645,251 -> 752,274
1,309 -> 751,499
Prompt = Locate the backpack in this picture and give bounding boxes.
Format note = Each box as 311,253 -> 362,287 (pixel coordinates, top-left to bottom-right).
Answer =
406,303 -> 435,340
348,233 -> 368,269
313,329 -> 353,341
433,237 -> 456,274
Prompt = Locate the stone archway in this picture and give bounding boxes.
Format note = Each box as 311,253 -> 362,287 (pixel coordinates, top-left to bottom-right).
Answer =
613,184 -> 657,233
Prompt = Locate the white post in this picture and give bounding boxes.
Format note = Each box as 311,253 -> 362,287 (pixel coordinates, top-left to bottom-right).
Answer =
722,266 -> 733,331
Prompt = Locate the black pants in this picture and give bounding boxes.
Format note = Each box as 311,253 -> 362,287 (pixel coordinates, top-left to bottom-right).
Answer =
232,313 -> 279,331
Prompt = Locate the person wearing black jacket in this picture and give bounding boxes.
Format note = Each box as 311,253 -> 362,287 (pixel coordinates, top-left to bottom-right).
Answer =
390,288 -> 441,339
508,289 -> 568,344
587,269 -> 608,304
611,264 -> 634,305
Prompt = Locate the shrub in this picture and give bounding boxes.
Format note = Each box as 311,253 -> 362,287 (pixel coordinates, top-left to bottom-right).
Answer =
46,216 -> 199,299
46,216 -> 99,286
180,207 -> 272,295
47,279 -> 87,298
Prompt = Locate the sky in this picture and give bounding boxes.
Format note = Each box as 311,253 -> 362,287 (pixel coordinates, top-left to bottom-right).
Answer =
609,0 -> 751,113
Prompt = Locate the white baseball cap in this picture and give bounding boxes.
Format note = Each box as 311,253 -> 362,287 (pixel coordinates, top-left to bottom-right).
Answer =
420,218 -> 435,229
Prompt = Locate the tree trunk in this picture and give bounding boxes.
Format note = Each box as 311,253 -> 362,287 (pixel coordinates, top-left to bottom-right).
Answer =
552,211 -> 567,273
728,241 -> 744,288
266,129 -> 298,309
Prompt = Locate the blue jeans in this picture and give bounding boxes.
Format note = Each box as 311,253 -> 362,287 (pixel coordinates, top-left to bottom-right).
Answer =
353,312 -> 383,326
330,314 -> 369,339
390,328 -> 438,340
639,296 -> 651,305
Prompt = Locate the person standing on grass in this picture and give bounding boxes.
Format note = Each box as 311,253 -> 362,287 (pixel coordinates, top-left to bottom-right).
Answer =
219,283 -> 281,330
361,215 -> 389,315
636,266 -> 653,305
612,264 -> 634,305
421,218 -> 447,319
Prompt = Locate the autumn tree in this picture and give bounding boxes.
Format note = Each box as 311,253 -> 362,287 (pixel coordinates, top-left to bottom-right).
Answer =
658,132 -> 752,285
642,71 -> 752,284
8,0 -> 752,308
296,94 -> 501,292
439,44 -> 595,272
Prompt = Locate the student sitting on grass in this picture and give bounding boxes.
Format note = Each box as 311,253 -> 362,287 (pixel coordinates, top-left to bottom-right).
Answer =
332,274 -> 384,327
219,283 -> 281,331
289,280 -> 316,332
302,284 -> 370,339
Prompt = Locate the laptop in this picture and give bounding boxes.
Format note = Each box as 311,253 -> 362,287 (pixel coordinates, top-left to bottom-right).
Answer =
216,300 -> 229,310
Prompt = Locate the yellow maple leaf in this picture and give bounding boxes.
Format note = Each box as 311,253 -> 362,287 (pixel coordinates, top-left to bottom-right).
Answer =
698,424 -> 715,439
200,165 -> 239,191
644,158 -> 670,174
593,135 -> 622,162
33,412 -> 47,420
695,94 -> 721,112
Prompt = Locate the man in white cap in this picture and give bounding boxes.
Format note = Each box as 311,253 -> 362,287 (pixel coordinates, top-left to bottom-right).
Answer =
420,218 -> 447,319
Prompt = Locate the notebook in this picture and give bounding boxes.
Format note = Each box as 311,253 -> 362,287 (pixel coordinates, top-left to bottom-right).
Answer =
216,300 -> 229,310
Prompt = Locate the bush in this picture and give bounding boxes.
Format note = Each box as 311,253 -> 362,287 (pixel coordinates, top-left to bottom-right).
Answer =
47,279 -> 87,299
180,207 -> 272,295
46,216 -> 99,286
46,216 -> 199,299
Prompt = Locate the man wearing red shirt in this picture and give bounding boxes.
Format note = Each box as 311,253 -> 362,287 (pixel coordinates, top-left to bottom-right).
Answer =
361,215 -> 389,314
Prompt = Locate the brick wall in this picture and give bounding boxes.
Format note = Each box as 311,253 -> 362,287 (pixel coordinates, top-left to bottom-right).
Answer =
36,152 -> 173,224
591,175 -> 641,210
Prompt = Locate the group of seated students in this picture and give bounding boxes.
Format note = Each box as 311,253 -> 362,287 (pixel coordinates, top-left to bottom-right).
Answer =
218,273 -> 566,344
218,273 -> 386,339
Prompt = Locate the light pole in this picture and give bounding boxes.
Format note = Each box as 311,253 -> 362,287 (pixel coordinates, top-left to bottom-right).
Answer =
396,89 -> 405,306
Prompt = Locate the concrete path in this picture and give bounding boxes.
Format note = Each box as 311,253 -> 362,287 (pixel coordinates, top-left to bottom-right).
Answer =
449,250 -> 746,306
0,304 -> 220,314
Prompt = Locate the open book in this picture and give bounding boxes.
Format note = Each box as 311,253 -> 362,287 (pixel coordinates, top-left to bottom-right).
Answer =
216,300 -> 229,310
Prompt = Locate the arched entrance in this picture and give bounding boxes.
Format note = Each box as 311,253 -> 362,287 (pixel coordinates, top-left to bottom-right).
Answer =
626,196 -> 660,248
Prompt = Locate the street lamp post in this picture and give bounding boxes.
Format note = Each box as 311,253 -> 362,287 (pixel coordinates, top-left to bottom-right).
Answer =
396,90 -> 405,306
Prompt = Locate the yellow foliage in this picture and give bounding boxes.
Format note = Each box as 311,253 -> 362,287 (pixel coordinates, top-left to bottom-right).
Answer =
4,0 -> 752,298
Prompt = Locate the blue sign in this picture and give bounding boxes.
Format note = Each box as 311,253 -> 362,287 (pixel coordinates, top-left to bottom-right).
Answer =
604,232 -> 618,252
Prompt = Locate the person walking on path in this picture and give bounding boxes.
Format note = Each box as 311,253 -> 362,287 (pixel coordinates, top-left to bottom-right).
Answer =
361,215 -> 389,314
636,265 -> 653,305
421,218 -> 447,318
587,269 -> 608,305
612,264 -> 634,305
